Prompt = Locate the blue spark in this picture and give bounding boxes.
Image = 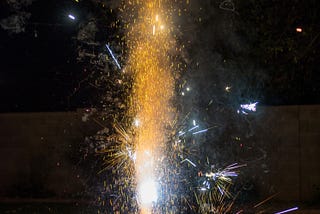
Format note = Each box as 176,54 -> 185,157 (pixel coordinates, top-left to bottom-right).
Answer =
274,207 -> 299,214
218,186 -> 224,195
106,44 -> 121,69
178,131 -> 186,136
188,125 -> 199,132
192,128 -> 208,135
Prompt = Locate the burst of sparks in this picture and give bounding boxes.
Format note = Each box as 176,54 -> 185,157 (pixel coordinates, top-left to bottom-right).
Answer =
97,124 -> 135,173
238,101 -> 258,114
240,102 -> 258,112
200,163 -> 246,194
92,0 -> 267,213
193,162 -> 246,213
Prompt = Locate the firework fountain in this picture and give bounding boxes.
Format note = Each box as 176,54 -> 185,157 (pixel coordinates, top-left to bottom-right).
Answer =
97,0 -> 245,213
124,1 -> 175,213
87,0 -> 299,213
0,0 -> 304,213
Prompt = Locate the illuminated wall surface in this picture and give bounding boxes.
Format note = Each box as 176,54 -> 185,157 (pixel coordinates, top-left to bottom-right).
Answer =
0,106 -> 320,211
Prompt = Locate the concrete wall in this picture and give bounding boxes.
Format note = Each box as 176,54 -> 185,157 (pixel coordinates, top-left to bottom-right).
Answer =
299,106 -> 320,202
252,105 -> 320,203
0,110 -> 100,199
0,106 -> 319,204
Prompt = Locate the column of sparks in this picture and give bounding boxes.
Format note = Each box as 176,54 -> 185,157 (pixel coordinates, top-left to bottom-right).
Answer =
125,0 -> 175,213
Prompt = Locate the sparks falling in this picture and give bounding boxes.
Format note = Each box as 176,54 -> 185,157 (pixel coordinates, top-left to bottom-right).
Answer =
124,1 -> 175,213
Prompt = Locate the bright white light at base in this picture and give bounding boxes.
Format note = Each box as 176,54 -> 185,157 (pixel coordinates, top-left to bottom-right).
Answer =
139,179 -> 158,205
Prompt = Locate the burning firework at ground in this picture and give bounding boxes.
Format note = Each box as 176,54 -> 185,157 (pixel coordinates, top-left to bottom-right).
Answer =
53,0 -> 300,213
88,1 -> 247,213
86,1 -> 264,213
1,0 -> 318,213
6,0 -> 297,214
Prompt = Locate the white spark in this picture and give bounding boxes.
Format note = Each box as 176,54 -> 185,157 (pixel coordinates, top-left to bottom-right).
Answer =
106,44 -> 121,69
68,14 -> 75,20
192,128 -> 208,135
188,125 -> 199,132
181,158 -> 197,167
178,131 -> 186,136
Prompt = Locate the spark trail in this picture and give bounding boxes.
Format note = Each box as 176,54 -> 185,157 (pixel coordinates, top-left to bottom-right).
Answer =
124,0 -> 175,213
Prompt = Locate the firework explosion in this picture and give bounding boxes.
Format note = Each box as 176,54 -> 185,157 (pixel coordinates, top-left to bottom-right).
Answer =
79,1 -> 300,214
0,0 -> 312,213
96,0 -> 246,213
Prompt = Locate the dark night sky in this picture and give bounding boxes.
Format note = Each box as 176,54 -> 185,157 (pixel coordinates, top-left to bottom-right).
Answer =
1,0 -> 320,112
0,0 -> 87,112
